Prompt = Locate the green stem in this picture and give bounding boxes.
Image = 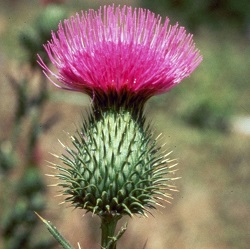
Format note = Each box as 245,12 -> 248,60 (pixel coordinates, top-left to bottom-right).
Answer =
100,215 -> 121,249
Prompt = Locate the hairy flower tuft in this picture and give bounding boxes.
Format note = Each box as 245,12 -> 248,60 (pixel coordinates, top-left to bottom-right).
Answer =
38,5 -> 202,102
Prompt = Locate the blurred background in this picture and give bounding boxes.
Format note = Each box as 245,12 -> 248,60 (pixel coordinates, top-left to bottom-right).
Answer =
0,0 -> 249,249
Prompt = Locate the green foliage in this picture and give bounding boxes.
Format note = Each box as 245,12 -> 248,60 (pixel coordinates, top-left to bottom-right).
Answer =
0,53 -> 56,249
181,97 -> 230,131
178,29 -> 249,130
0,141 -> 16,173
1,4 -> 64,249
142,0 -> 250,33
1,169 -> 55,249
19,5 -> 67,67
150,28 -> 249,132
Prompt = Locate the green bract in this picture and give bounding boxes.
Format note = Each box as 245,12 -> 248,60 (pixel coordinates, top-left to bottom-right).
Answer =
52,106 -> 176,218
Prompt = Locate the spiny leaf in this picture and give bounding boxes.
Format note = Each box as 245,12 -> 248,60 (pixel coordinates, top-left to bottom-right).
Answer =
35,212 -> 75,249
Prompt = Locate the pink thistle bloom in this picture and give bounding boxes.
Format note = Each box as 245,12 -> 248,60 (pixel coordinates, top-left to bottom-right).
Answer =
38,5 -> 202,102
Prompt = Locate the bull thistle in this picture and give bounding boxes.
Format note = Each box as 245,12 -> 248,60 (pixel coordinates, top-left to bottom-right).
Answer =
38,5 -> 202,249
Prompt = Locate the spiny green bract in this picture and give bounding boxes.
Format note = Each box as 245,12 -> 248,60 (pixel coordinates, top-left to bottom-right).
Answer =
52,108 -> 176,217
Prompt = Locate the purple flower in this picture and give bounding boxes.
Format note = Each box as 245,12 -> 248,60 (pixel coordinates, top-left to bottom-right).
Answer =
38,5 -> 202,101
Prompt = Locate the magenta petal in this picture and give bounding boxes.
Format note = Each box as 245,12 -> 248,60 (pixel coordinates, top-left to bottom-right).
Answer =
38,5 -> 202,99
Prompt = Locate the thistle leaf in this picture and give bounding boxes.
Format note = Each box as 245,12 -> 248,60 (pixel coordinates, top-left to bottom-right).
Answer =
35,212 -> 75,249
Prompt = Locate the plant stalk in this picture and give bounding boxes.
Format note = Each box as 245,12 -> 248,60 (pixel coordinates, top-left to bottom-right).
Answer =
100,215 -> 121,249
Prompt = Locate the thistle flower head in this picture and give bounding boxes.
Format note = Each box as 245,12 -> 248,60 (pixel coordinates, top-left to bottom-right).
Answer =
38,5 -> 202,104
41,5 -> 200,219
